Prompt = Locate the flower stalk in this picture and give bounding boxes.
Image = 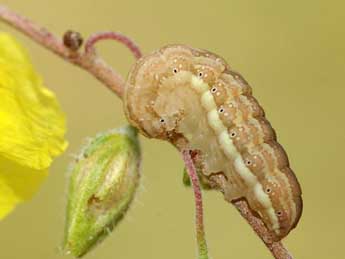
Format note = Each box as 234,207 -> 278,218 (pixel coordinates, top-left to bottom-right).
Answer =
0,5 -> 140,98
182,150 -> 209,259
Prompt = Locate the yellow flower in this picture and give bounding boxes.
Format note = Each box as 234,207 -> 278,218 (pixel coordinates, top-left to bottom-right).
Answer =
0,33 -> 68,219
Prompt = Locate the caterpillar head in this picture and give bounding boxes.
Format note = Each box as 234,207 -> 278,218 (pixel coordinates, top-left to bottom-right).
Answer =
124,45 -> 192,140
124,45 -> 225,139
124,44 -> 227,140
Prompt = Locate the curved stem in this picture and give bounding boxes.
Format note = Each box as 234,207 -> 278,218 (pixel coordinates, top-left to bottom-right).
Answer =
84,31 -> 142,59
0,5 -> 128,98
182,150 -> 209,259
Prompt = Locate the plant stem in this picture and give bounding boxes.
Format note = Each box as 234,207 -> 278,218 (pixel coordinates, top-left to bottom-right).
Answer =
0,5 -> 141,98
84,31 -> 142,59
0,5 -> 294,259
232,199 -> 293,259
182,150 -> 209,259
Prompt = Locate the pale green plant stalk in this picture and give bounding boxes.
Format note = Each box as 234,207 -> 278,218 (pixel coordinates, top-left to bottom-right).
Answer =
182,150 -> 209,259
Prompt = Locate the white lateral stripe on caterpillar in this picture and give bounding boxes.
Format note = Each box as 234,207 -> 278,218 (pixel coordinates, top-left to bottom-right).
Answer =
221,91 -> 297,231
264,143 -> 297,224
227,93 -> 296,230
190,74 -> 280,234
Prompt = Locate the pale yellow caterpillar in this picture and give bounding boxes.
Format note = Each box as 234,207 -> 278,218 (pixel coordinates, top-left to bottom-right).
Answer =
124,44 -> 302,240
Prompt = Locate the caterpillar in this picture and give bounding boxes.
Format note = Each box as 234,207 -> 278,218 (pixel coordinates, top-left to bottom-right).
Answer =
123,44 -> 302,240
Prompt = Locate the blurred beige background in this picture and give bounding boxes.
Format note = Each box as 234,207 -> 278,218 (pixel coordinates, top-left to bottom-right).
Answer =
1,0 -> 344,258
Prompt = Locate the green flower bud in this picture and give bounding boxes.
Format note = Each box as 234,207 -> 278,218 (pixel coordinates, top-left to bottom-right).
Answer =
64,125 -> 141,257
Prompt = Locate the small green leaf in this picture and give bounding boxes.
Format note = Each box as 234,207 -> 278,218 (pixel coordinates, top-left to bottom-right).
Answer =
182,168 -> 192,187
182,167 -> 212,190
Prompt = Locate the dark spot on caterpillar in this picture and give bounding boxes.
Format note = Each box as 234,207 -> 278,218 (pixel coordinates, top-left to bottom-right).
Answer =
230,132 -> 236,137
277,211 -> 282,216
211,87 -> 217,93
173,68 -> 178,74
266,188 -> 271,193
219,108 -> 224,113
198,72 -> 203,77
160,118 -> 165,123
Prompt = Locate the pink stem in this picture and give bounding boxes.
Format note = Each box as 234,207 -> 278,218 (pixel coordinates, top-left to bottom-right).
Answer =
182,150 -> 209,259
232,199 -> 293,259
85,31 -> 142,59
0,5 -> 130,98
0,5 -> 68,57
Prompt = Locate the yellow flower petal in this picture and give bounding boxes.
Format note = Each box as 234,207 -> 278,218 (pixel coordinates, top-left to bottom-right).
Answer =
0,33 -> 67,170
0,156 -> 48,219
0,32 -> 67,219
0,177 -> 20,219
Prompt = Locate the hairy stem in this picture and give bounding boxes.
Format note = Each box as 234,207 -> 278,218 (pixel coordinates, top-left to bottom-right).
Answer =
232,199 -> 292,259
0,5 -> 141,98
84,31 -> 142,59
0,5 -> 293,259
182,150 -> 209,259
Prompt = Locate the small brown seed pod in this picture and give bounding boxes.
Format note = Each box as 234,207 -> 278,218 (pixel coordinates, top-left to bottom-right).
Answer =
63,30 -> 83,51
